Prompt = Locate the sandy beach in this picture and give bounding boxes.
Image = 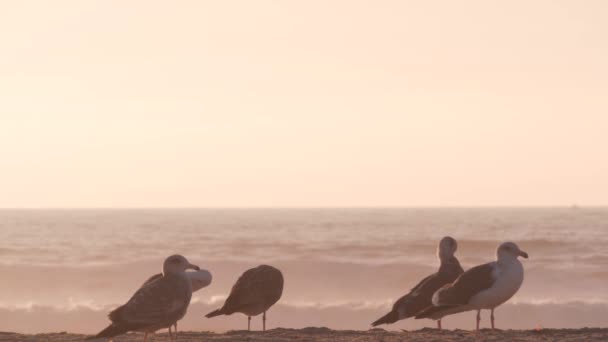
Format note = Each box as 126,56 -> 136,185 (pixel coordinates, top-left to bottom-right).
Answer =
3,0 -> 608,340
3,328 -> 608,342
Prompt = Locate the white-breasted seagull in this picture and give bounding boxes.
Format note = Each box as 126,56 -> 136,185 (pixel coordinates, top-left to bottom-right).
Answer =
205,265 -> 283,331
87,254 -> 200,342
416,241 -> 528,331
371,236 -> 464,329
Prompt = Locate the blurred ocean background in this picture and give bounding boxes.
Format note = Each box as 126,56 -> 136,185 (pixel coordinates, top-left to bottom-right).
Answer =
1,208 -> 607,333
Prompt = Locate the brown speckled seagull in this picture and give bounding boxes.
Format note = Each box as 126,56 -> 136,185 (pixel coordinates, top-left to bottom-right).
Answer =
141,268 -> 212,338
206,265 -> 284,331
87,255 -> 200,342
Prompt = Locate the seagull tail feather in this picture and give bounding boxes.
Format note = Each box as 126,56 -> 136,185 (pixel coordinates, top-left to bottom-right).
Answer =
86,323 -> 129,340
371,310 -> 398,326
205,308 -> 225,318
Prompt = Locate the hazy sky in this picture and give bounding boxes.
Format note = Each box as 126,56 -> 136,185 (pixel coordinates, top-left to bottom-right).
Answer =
1,1 -> 607,207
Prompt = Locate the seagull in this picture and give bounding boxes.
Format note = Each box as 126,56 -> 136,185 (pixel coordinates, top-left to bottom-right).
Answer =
205,265 -> 284,331
87,255 -> 200,342
371,236 -> 464,329
415,241 -> 528,331
141,269 -> 212,337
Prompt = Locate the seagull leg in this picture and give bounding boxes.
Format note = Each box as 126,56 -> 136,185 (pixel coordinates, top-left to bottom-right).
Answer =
476,310 -> 481,331
248,316 -> 251,331
263,311 -> 266,331
491,309 -> 495,329
175,322 -> 178,338
168,325 -> 175,342
437,319 -> 442,330
143,332 -> 148,342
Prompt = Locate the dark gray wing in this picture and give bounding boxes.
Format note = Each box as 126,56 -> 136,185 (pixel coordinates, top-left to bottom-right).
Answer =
371,266 -> 463,326
398,267 -> 462,312
409,273 -> 435,293
141,273 -> 163,288
410,256 -> 464,295
222,265 -> 283,314
433,262 -> 496,306
110,274 -> 192,328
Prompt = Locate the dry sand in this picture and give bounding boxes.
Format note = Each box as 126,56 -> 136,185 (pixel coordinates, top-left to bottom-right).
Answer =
2,328 -> 607,342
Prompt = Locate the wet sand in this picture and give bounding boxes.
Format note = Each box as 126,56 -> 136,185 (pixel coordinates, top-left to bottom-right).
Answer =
3,328 -> 608,342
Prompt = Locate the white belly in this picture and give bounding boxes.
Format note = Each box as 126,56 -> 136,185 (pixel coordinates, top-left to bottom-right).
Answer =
469,260 -> 524,309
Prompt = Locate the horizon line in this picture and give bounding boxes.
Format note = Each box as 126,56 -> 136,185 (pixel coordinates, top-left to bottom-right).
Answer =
0,205 -> 603,210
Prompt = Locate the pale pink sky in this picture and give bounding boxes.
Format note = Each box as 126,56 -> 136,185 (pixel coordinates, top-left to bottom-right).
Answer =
1,1 -> 607,207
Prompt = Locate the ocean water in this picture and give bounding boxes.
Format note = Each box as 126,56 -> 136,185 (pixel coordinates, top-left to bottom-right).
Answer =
0,208 -> 607,333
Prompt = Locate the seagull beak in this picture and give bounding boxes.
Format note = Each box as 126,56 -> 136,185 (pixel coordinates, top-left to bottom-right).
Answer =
188,263 -> 200,271
518,250 -> 529,259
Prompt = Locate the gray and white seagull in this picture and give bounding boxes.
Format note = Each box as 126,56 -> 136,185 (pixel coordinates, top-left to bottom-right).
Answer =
88,254 -> 200,342
371,236 -> 464,329
416,241 -> 528,331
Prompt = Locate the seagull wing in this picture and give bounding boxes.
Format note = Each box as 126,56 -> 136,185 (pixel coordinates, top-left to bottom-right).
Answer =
222,266 -> 283,313
409,273 -> 436,293
432,262 -> 496,306
111,274 -> 192,327
141,273 -> 163,288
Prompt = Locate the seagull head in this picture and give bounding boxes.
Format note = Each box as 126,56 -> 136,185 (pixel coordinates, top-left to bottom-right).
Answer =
437,236 -> 458,261
163,254 -> 200,275
497,242 -> 529,262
